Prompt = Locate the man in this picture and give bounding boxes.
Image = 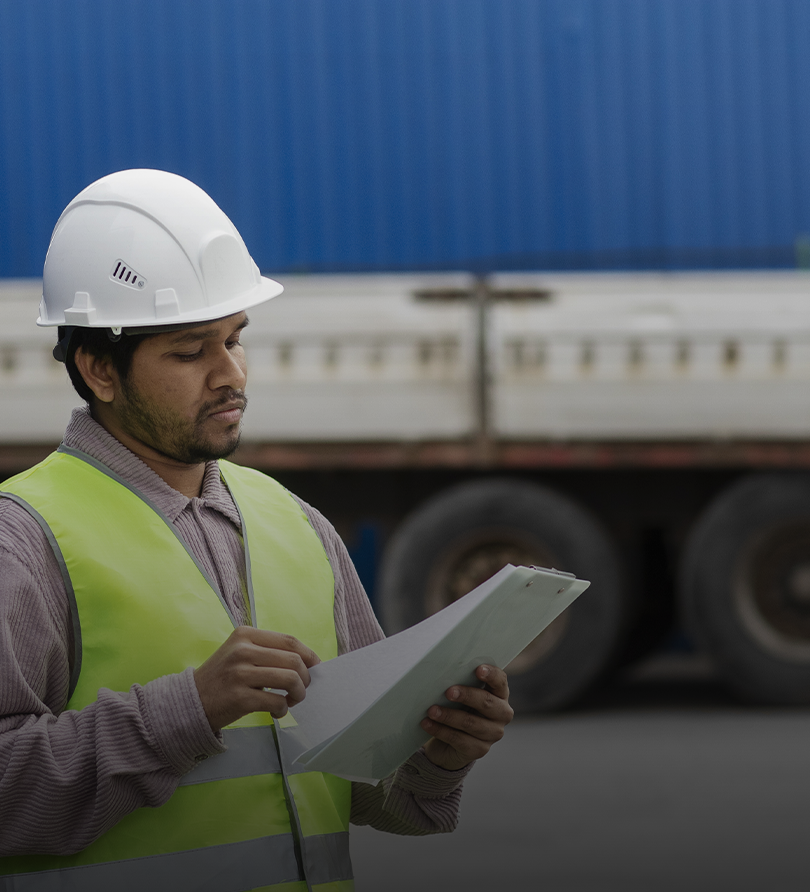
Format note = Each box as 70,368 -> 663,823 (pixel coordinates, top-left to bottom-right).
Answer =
0,169 -> 512,891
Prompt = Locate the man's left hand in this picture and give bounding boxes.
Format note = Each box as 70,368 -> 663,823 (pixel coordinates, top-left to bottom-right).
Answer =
421,664 -> 514,772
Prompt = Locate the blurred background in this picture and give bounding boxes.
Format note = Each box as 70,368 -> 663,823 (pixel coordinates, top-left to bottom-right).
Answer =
3,1 -> 810,888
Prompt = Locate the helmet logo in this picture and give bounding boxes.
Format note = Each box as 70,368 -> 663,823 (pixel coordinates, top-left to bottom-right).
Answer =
110,260 -> 147,291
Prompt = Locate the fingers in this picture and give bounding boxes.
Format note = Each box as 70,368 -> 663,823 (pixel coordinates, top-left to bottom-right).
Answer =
421,709 -> 499,765
238,640 -> 315,693
423,677 -> 514,744
476,664 -> 509,701
194,626 -> 321,731
451,667 -> 513,722
248,628 -> 321,668
224,629 -> 316,702
421,665 -> 514,771
223,680 -> 295,721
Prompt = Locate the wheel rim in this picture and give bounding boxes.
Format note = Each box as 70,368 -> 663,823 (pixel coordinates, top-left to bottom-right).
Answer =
733,521 -> 810,663
423,528 -> 571,675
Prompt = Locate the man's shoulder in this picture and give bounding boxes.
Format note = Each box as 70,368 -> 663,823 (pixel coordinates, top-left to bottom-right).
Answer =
0,493 -> 52,564
287,491 -> 335,537
0,451 -> 61,493
219,462 -> 335,540
218,460 -> 279,485
218,461 -> 298,505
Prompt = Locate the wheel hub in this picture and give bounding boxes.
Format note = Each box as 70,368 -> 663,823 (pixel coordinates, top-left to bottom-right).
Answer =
734,522 -> 810,662
424,529 -> 571,676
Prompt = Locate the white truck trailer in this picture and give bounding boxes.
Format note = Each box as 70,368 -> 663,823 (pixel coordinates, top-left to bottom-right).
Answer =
4,271 -> 810,711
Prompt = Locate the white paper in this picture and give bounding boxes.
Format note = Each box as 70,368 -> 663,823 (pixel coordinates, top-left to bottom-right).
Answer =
279,564 -> 589,783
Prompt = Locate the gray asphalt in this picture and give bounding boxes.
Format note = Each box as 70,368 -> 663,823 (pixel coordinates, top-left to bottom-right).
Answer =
349,660 -> 810,891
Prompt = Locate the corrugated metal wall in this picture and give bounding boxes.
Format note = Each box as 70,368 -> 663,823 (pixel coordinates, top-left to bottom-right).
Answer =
1,0 -> 809,276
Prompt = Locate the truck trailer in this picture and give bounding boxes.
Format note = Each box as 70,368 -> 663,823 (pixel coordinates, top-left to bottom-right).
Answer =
4,271 -> 810,711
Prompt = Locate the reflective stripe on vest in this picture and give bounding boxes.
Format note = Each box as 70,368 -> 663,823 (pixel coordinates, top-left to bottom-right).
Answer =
0,450 -> 353,891
0,834 -> 352,892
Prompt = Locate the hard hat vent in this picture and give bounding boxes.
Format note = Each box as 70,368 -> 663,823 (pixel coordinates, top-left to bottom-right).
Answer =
110,260 -> 147,291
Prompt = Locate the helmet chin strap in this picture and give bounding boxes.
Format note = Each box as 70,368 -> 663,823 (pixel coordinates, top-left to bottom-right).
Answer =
53,326 -> 129,362
52,327 -> 77,363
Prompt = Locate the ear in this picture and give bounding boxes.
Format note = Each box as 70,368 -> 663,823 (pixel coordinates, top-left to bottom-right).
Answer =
73,347 -> 119,404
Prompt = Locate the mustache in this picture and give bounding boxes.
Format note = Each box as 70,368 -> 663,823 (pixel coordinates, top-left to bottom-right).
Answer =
197,391 -> 248,421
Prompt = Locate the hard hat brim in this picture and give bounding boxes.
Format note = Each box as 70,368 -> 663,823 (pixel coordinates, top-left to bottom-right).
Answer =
37,274 -> 284,328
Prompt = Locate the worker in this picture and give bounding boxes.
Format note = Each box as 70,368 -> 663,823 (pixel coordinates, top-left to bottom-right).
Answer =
0,169 -> 513,891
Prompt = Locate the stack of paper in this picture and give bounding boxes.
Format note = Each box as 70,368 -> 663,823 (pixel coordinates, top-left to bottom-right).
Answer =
279,564 -> 589,783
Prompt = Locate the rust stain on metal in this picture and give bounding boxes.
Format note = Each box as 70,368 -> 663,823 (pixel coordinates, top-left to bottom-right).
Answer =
5,439 -> 810,477
228,440 -> 810,472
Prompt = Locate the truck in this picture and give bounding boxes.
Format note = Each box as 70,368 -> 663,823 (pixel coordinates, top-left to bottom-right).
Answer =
5,270 -> 810,711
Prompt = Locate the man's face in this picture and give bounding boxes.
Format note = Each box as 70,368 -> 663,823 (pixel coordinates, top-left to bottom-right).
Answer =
114,312 -> 249,464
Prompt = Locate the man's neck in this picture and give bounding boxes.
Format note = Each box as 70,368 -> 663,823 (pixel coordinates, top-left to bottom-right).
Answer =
90,405 -> 206,499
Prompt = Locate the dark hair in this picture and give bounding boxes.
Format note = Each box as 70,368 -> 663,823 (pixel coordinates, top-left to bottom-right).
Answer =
61,327 -> 154,403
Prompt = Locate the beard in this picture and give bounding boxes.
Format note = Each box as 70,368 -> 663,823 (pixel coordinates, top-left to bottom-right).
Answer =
117,379 -> 247,464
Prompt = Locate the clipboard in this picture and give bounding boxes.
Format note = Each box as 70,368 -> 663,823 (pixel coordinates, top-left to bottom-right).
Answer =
279,563 -> 590,783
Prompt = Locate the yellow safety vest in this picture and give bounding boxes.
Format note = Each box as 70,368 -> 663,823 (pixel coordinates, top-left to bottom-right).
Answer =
0,447 -> 353,892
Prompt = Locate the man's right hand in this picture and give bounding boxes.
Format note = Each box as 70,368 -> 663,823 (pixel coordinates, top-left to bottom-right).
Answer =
193,626 -> 321,731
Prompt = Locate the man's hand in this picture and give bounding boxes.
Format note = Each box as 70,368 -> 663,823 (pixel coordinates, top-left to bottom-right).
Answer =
421,664 -> 514,772
193,626 -> 320,732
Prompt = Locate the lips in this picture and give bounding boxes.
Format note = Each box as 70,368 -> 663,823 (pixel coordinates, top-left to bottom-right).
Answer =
208,400 -> 246,423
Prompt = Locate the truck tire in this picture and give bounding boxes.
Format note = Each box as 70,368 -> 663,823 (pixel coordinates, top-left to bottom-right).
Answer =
376,477 -> 627,712
681,473 -> 810,704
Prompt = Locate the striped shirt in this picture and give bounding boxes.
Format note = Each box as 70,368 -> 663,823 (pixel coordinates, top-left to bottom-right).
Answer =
0,407 -> 467,857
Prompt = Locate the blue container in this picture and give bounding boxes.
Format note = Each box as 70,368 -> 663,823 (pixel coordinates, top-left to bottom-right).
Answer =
1,0 -> 809,276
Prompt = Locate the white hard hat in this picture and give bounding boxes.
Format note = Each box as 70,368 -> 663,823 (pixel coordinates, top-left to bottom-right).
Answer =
39,169 -> 283,334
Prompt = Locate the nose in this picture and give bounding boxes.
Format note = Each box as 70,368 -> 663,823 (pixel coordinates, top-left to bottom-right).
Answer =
208,343 -> 247,392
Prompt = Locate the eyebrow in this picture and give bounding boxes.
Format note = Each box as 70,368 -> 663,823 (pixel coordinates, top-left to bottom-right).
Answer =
166,316 -> 250,346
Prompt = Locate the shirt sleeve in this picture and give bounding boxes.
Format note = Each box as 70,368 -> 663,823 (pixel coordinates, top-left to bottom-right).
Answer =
0,500 -> 224,857
293,495 -> 472,835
